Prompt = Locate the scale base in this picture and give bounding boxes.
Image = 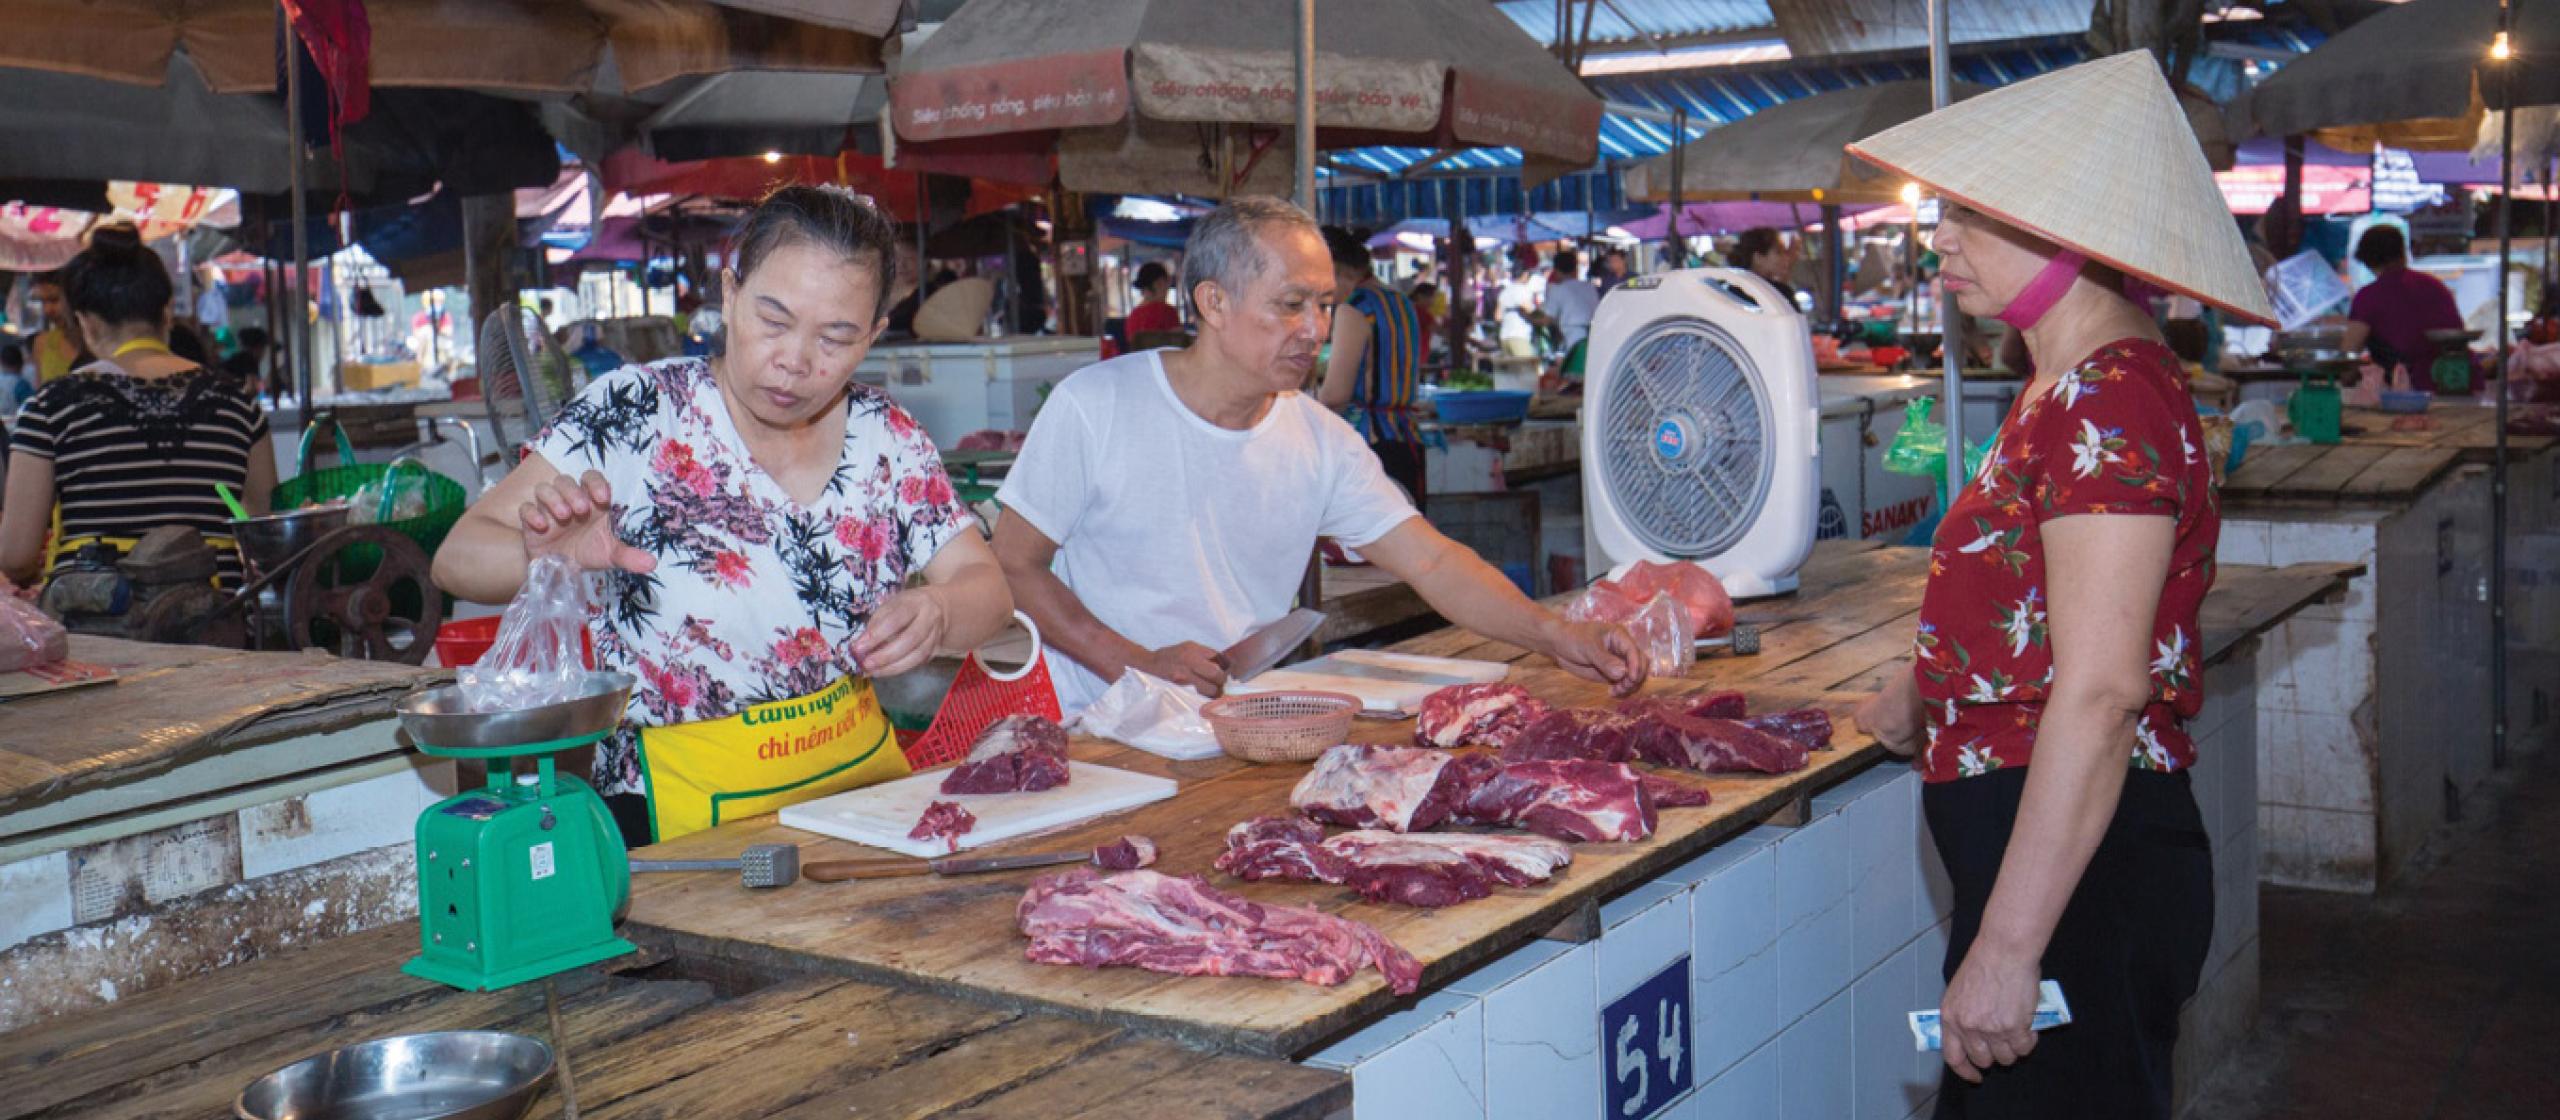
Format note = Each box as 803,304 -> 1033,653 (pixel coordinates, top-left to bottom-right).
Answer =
402,937 -> 638,993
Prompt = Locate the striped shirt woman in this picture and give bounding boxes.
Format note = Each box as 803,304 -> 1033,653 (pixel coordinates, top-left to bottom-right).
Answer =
1319,227 -> 1428,503
2,227 -> 274,590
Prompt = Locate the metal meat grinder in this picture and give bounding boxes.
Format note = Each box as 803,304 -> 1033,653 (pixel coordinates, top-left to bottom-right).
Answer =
394,672 -> 639,991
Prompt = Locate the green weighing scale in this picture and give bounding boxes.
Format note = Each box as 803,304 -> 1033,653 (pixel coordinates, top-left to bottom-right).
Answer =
394,672 -> 639,991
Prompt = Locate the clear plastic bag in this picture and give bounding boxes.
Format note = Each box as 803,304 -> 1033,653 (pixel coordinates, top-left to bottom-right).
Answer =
0,592 -> 67,674
1625,593 -> 1696,679
1564,581 -> 1639,626
1071,670 -> 1223,761
457,554 -> 593,712
350,459 -> 434,525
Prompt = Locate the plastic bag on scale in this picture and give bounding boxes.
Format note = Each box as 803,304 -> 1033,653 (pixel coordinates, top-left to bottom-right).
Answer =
458,554 -> 594,712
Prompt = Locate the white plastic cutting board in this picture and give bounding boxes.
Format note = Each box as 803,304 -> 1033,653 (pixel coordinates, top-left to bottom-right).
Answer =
1228,651 -> 1510,713
778,761 -> 1178,858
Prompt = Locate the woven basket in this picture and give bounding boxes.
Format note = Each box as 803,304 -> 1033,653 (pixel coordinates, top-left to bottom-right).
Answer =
1201,691 -> 1360,764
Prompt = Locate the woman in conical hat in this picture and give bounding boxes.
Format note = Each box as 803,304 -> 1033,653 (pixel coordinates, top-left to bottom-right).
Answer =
1848,52 -> 2270,1117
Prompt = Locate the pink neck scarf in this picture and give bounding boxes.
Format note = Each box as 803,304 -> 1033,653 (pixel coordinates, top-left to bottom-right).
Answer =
1995,250 -> 2087,330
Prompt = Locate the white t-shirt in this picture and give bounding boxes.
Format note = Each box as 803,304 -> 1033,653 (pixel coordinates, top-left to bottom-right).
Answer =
1497,279 -> 1541,342
1545,278 -> 1601,350
998,350 -> 1421,712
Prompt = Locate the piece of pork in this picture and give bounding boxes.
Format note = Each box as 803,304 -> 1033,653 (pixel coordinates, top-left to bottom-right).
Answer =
941,714 -> 1073,794
1413,683 -> 1550,750
1290,744 -> 1474,832
1016,868 -> 1421,993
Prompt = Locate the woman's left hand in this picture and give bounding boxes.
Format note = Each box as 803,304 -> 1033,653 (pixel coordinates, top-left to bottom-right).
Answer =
1936,942 -> 2043,1084
853,587 -> 949,678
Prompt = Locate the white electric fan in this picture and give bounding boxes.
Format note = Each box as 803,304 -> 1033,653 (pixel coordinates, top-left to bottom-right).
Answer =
1579,268 -> 1819,598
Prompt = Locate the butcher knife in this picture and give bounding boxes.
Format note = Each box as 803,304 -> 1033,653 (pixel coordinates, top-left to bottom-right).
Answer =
1217,608 -> 1327,686
801,849 -> 1094,882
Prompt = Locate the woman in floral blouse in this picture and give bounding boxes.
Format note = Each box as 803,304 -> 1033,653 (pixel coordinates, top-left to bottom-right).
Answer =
1843,56 -> 2276,1118
435,186 -> 1012,846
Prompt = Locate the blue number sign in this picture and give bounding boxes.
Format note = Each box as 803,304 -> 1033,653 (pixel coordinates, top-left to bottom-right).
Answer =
1601,956 -> 1692,1120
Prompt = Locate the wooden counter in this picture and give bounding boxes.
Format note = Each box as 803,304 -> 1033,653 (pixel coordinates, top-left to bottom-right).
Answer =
0,925 -> 1347,1120
2222,402 -> 2555,511
0,637 -> 439,818
622,541 -> 2359,1059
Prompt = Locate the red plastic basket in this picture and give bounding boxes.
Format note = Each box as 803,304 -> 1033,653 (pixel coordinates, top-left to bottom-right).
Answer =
901,612 -> 1063,769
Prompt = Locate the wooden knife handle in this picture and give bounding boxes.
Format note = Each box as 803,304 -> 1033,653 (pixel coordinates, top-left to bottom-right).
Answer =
801,857 -> 935,882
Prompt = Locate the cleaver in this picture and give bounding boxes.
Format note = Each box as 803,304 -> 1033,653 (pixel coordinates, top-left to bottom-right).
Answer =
1216,608 -> 1327,686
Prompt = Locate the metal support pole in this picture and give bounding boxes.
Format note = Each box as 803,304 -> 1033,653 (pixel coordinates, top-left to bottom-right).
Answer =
1668,107 -> 1687,268
1823,203 -> 1845,329
1295,0 -> 1317,216
284,13 -> 313,421
1930,0 -> 1966,500
2494,0 -> 2517,769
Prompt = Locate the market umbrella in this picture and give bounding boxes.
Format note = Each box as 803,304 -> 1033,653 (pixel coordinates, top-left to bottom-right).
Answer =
598,150 -> 1044,220
888,0 -> 1604,197
1622,81 -> 1990,204
2233,0 -> 2560,148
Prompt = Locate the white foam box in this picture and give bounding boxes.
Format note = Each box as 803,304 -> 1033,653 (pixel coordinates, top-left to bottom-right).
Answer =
1304,990 -> 1487,1120
1443,939 -> 1600,1120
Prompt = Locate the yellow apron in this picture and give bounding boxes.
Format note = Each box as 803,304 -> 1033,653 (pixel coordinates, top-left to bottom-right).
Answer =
635,674 -> 909,843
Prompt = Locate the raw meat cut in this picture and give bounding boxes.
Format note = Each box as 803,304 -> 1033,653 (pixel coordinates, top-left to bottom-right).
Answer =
1413,683 -> 1549,750
1642,774 -> 1715,808
1501,707 -> 1642,764
1740,709 -> 1834,751
1214,816 -> 1573,907
908,800 -> 977,852
1290,744 -> 1473,832
1616,699 -> 1809,774
940,715 -> 1072,794
1017,868 -> 1421,993
1216,816 -> 1352,883
1454,759 -> 1659,842
1094,835 -> 1159,870
1610,561 -> 1735,638
1680,690 -> 1748,720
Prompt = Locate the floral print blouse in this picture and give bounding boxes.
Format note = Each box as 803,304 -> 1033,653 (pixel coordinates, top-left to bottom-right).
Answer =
1912,338 -> 2220,783
531,358 -> 971,797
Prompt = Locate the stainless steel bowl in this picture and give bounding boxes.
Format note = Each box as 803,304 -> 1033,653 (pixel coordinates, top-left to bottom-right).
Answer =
234,504 -> 351,577
397,671 -> 635,751
234,1030 -> 553,1120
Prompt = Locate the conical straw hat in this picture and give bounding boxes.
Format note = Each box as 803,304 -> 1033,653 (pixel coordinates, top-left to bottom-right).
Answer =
1846,52 -> 2275,325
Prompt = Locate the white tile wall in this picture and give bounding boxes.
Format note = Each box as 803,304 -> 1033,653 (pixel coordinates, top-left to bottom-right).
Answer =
1850,945 -> 1930,1120
240,763 -> 454,880
1690,846 -> 1776,982
0,852 -> 73,951
1695,929 -> 1783,1082
2214,520 -> 2270,566
1305,991 -> 1488,1120
1778,891 -> 1855,1028
1775,811 -> 1850,932
1600,881 -> 1694,999
1693,1041 -> 1782,1118
1778,992 -> 1854,1120
1445,939 -> 1600,1120
1848,775 -> 1921,974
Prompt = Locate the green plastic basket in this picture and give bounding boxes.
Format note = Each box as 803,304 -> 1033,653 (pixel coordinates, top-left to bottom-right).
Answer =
270,420 -> 468,574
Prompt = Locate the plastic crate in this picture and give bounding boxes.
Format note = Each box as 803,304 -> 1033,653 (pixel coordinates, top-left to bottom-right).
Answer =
1432,390 -> 1534,425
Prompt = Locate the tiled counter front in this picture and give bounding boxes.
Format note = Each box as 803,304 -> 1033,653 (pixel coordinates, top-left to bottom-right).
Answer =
1308,655 -> 2261,1120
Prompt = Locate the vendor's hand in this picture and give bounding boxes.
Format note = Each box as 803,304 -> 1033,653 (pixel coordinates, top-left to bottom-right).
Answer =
1855,677 -> 1926,758
1136,642 -> 1228,699
519,470 -> 656,575
1937,943 -> 2042,1084
1545,619 -> 1646,697
853,587 -> 948,678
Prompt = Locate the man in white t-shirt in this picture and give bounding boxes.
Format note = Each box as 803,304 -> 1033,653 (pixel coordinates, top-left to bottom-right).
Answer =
1543,249 -> 1601,357
992,197 -> 1645,713
1495,264 -> 1542,358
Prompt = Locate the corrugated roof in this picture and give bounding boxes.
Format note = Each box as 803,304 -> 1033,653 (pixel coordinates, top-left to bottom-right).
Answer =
1763,0 -> 2091,58
1492,0 -> 1777,47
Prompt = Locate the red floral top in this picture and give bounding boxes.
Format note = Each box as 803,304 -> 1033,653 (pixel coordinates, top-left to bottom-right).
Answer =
1912,338 -> 2219,783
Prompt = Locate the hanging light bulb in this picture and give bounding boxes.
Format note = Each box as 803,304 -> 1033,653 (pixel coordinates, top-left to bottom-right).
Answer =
2493,31 -> 2514,61
1900,182 -> 1923,207
763,151 -> 784,164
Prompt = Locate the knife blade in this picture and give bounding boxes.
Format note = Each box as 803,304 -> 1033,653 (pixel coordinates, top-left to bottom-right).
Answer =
1218,608 -> 1327,686
929,850 -> 1094,875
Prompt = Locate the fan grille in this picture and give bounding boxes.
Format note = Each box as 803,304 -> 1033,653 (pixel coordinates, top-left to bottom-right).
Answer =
1596,316 -> 1774,558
